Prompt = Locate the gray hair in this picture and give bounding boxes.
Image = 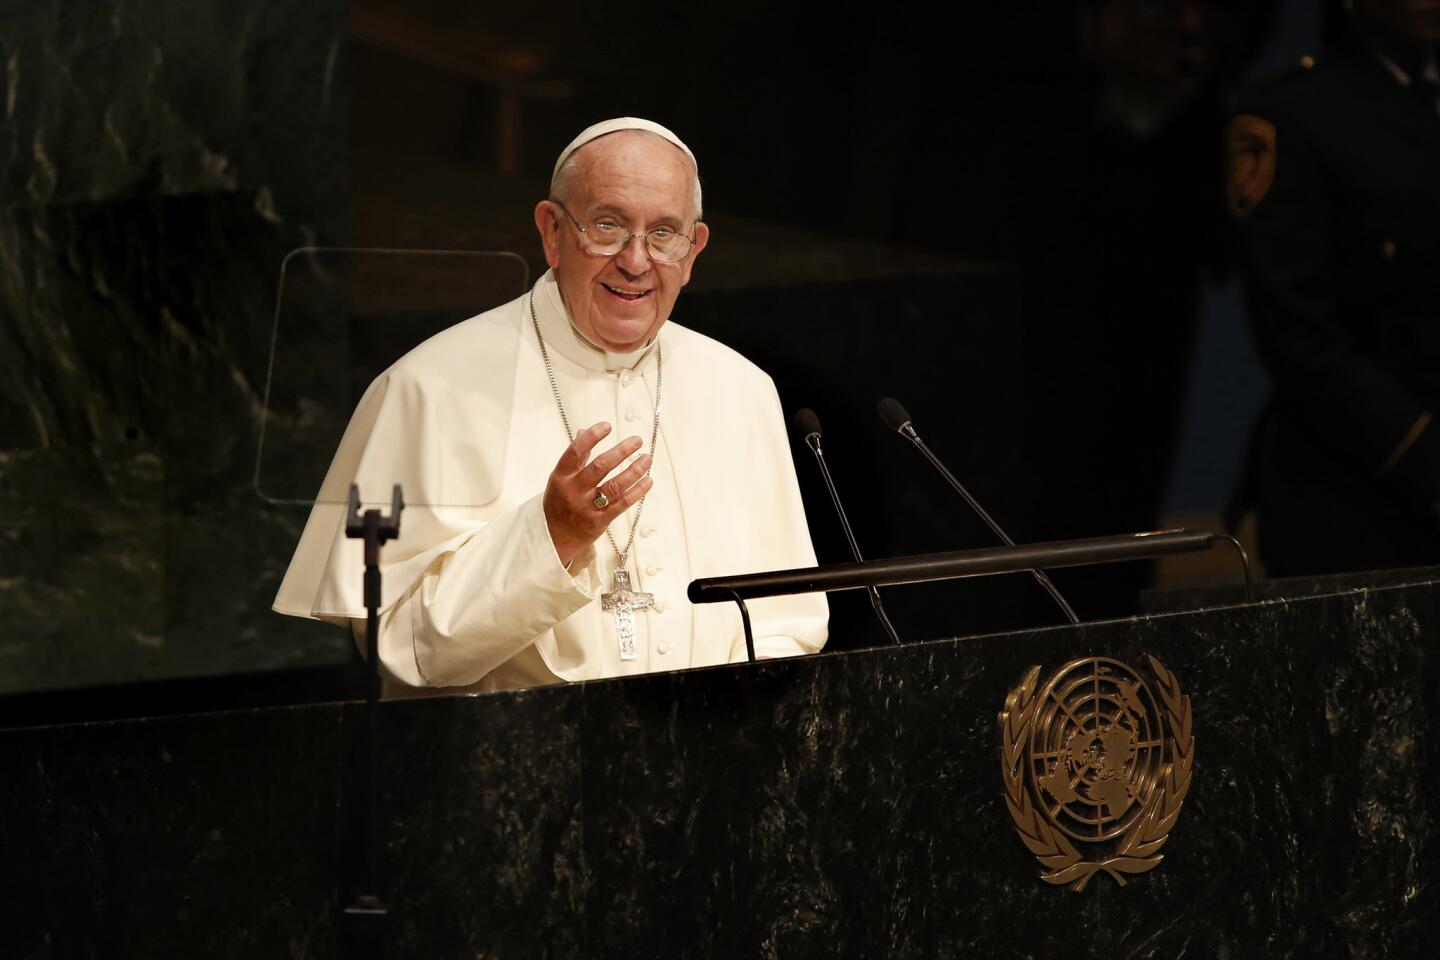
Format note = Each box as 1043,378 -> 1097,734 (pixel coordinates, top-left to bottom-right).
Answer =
549,129 -> 704,220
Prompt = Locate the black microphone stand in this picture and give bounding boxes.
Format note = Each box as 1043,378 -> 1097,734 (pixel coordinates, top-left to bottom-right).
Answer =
341,483 -> 403,960
879,398 -> 1080,625
796,414 -> 902,644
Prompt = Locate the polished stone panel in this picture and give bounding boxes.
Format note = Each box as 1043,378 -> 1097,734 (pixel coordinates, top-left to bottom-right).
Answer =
3,706 -> 343,958
4,577 -> 1437,957
0,0 -> 349,696
379,691 -> 589,957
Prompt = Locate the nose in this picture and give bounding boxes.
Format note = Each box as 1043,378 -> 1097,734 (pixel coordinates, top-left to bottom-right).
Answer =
614,233 -> 653,276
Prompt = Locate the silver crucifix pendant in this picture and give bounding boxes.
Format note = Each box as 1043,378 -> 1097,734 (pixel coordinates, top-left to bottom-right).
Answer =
601,568 -> 654,661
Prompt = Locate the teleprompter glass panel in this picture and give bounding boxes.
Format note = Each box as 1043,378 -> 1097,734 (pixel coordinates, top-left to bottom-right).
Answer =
255,248 -> 528,508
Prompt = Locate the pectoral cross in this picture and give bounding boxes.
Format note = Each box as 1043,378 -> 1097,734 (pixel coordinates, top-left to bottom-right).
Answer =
601,568 -> 653,662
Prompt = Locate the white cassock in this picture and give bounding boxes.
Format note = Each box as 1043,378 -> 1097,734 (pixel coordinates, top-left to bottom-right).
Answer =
273,269 -> 829,692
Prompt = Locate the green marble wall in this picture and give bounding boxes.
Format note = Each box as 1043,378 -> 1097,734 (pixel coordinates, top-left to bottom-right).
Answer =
0,1 -> 351,694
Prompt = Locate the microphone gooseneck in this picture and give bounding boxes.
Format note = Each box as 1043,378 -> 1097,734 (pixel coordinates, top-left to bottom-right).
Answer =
792,408 -> 903,645
877,397 -> 1080,625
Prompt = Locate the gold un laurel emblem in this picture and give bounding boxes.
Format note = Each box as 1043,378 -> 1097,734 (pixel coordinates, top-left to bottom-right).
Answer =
999,655 -> 1194,891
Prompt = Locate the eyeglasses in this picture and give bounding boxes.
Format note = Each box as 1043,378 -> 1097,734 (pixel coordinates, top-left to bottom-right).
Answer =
551,199 -> 699,264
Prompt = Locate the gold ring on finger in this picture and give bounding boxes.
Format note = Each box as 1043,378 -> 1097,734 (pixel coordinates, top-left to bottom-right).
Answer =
593,490 -> 610,509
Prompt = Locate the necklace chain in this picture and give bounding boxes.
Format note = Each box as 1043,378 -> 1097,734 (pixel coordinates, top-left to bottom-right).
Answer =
529,290 -> 660,569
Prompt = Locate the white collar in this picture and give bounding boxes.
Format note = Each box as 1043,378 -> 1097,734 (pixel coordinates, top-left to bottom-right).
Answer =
533,270 -> 658,373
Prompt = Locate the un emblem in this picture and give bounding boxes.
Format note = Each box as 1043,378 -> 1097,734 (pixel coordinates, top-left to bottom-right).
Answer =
998,655 -> 1194,891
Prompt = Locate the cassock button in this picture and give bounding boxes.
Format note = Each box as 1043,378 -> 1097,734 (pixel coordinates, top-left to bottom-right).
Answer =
646,565 -> 663,576
640,526 -> 656,538
625,410 -> 641,422
654,600 -> 668,613
657,642 -> 671,655
620,372 -> 633,386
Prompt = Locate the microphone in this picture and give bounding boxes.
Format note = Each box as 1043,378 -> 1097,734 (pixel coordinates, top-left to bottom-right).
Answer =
792,408 -> 903,645
877,397 -> 1079,625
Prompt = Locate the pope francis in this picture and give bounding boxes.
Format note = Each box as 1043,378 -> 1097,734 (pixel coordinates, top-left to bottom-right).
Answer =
273,117 -> 829,692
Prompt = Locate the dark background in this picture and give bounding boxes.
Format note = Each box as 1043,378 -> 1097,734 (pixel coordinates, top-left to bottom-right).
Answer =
1,0 -> 1323,719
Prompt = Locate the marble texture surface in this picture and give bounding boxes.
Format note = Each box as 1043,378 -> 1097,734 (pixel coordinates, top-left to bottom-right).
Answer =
3,705 -> 344,958
4,576 -> 1437,957
0,1 -> 350,695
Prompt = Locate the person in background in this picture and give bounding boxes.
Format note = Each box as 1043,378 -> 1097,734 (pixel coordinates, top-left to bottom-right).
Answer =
1228,0 -> 1440,575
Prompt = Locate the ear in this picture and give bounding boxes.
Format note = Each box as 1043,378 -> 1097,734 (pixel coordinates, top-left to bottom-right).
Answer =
678,221 -> 709,286
534,201 -> 563,269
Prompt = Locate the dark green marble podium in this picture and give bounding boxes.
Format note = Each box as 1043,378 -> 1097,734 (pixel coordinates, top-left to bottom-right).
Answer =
5,573 -> 1438,958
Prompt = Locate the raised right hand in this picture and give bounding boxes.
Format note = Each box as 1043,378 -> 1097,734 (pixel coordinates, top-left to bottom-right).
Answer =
543,421 -> 653,568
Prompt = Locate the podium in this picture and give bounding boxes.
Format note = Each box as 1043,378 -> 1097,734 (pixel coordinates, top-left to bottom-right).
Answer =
5,571 -> 1437,958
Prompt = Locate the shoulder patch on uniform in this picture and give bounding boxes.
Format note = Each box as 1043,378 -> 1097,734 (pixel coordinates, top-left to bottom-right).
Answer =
1226,114 -> 1277,219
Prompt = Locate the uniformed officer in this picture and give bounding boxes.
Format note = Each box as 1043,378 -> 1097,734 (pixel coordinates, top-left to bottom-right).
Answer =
1228,0 -> 1440,576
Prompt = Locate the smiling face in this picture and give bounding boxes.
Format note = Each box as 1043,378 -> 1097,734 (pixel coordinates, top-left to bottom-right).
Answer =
534,131 -> 709,353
